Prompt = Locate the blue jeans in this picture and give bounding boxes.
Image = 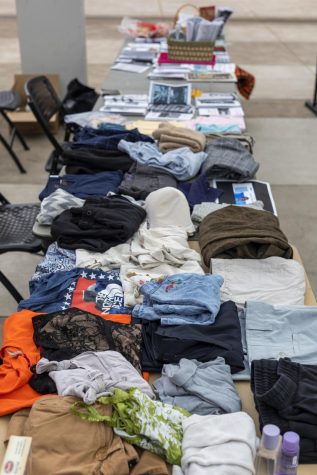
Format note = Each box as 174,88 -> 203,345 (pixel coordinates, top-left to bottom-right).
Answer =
39,170 -> 123,200
133,273 -> 223,325
118,140 -> 207,182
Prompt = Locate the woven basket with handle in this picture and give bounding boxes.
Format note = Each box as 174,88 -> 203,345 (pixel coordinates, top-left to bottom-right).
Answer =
168,3 -> 215,62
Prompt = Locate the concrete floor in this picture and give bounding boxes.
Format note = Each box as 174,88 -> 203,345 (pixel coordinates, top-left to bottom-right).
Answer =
0,7 -> 317,322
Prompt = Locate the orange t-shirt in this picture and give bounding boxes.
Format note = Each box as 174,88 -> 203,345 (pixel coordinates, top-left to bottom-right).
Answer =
0,309 -> 132,415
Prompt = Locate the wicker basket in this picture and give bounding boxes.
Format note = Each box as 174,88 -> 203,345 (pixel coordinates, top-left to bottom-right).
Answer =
169,3 -> 215,62
167,38 -> 214,62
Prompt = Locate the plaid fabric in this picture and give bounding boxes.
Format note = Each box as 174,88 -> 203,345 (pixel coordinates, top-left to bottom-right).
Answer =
205,132 -> 255,154
202,137 -> 259,181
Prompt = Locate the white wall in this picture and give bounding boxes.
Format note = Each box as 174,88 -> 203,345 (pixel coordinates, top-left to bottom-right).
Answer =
16,0 -> 87,96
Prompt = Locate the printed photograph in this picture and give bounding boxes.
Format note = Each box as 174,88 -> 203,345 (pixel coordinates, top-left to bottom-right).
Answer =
151,83 -> 190,105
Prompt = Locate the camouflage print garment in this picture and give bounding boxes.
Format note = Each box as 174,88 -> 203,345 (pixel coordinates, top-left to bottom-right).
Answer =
71,387 -> 190,465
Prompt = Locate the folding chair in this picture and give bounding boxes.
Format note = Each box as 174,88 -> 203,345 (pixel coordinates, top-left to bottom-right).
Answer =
25,76 -> 71,175
0,90 -> 29,173
0,192 -> 42,303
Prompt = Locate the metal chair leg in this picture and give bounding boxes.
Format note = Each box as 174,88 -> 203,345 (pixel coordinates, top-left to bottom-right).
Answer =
0,270 -> 24,303
1,110 -> 30,150
0,133 -> 27,173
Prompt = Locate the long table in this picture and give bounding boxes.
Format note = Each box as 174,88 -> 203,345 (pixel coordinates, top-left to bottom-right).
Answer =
3,34 -> 317,474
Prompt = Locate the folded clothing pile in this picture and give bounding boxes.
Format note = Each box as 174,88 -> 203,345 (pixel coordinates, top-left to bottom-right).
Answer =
31,307 -> 142,369
62,147 -> 133,174
37,189 -> 85,225
121,261 -> 204,308
202,137 -> 259,181
32,350 -> 154,403
118,162 -> 178,200
71,126 -> 154,151
145,187 -> 195,235
152,123 -> 206,153
133,273 -> 223,325
141,301 -> 245,373
75,227 -> 203,272
31,242 -> 76,281
252,358 -> 317,463
39,170 -> 123,201
154,357 -> 241,415
199,205 -> 293,265
20,268 -> 130,315
205,132 -> 255,154
7,396 -> 170,475
118,140 -> 207,181
174,412 -> 256,475
178,174 -> 223,209
245,301 -> 317,366
191,201 -> 264,224
211,256 -> 306,306
130,227 -> 202,270
51,195 -> 146,252
72,387 -> 189,465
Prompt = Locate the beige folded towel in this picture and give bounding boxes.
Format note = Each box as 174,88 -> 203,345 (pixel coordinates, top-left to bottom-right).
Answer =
153,123 -> 206,153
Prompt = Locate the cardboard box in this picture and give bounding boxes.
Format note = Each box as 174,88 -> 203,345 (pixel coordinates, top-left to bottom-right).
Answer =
7,74 -> 60,135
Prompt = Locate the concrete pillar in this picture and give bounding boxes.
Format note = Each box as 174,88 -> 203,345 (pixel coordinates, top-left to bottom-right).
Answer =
16,0 -> 87,96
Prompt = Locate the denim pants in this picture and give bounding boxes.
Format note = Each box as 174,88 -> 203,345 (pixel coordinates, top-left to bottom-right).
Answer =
39,170 -> 123,200
133,273 -> 223,325
71,126 -> 153,151
118,140 -> 207,181
246,301 -> 317,366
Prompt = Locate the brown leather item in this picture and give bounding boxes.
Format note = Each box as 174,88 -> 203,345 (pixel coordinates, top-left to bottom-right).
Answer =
6,396 -> 170,475
199,205 -> 293,266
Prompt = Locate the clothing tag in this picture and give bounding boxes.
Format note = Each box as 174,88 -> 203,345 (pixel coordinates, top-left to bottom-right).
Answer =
0,436 -> 32,475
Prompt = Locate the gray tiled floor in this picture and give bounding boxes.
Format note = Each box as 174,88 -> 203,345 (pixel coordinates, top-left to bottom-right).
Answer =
0,11 -> 317,323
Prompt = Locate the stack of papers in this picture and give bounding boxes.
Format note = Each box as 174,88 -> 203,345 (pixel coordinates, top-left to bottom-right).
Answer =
111,42 -> 161,74
196,93 -> 244,117
148,66 -> 190,80
117,46 -> 157,63
100,95 -> 149,116
196,93 -> 241,108
188,63 -> 236,82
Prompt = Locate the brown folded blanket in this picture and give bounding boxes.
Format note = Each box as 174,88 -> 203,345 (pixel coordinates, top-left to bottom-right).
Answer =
153,123 -> 206,153
199,205 -> 293,265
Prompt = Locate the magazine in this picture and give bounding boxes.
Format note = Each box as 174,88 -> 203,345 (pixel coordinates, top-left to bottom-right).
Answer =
198,106 -> 245,117
212,180 -> 277,215
188,71 -> 236,82
145,82 -> 194,120
100,94 -> 149,116
195,93 -> 241,108
111,63 -> 150,74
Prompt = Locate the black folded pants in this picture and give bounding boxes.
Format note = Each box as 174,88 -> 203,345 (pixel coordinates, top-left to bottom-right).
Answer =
141,300 -> 244,374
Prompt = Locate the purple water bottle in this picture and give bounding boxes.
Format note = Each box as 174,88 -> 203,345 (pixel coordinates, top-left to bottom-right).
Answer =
276,432 -> 300,475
